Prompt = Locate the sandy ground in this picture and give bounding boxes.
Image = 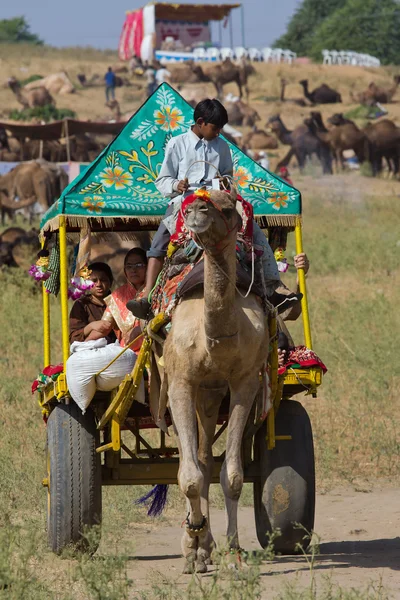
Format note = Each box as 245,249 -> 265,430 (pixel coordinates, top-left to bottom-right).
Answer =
124,487 -> 400,598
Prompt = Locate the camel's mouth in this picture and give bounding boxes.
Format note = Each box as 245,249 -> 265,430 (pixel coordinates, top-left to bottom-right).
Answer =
185,219 -> 210,235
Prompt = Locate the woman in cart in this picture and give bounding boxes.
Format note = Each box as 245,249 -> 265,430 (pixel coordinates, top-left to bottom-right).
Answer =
86,248 -> 147,353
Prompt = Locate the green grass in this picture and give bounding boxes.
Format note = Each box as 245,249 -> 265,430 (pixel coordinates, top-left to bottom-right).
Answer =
0,185 -> 399,596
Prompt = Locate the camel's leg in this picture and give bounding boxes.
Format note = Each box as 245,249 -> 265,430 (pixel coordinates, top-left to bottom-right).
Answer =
220,375 -> 260,551
168,379 -> 206,573
196,383 -> 227,570
236,75 -> 243,99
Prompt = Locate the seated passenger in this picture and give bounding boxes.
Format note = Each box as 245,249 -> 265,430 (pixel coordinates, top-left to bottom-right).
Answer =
69,262 -> 116,344
86,248 -> 147,352
129,98 -> 296,318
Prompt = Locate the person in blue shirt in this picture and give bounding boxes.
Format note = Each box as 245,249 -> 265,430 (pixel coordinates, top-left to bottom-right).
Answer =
104,67 -> 116,102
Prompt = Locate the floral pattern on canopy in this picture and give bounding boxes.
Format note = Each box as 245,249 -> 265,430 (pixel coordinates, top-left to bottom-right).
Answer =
40,84 -> 301,233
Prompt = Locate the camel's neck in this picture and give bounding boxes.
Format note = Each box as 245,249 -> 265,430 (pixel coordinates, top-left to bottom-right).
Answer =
301,82 -> 312,101
277,120 -> 292,144
203,230 -> 238,350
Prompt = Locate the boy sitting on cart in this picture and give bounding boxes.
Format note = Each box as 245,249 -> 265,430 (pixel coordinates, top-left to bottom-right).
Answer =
128,98 -> 300,319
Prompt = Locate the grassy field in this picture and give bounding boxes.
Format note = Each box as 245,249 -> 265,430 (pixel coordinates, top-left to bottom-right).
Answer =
0,46 -> 399,598
1,171 -> 399,598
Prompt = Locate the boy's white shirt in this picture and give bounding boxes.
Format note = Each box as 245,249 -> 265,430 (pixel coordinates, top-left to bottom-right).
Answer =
155,128 -> 233,201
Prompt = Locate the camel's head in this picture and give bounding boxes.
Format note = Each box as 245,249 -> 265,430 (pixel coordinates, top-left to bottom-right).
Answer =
298,79 -> 308,86
327,113 -> 345,126
266,114 -> 282,134
182,188 -> 240,249
7,77 -> 20,93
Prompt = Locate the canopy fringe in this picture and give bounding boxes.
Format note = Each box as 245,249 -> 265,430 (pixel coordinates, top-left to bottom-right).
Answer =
41,214 -> 300,235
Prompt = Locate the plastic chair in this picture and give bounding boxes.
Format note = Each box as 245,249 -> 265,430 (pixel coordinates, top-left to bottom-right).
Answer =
262,47 -> 272,62
271,48 -> 283,63
220,47 -> 235,60
234,46 -> 248,60
322,50 -> 332,65
206,47 -> 220,61
283,50 -> 296,64
248,47 -> 261,61
193,47 -> 207,62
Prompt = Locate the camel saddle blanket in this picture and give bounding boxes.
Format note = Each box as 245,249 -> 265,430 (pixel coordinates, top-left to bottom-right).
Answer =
151,254 -> 264,318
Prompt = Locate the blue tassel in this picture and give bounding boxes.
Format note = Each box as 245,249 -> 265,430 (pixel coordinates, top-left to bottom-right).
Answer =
135,484 -> 169,517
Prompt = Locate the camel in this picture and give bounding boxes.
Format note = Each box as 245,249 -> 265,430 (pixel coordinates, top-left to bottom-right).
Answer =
162,186 -> 269,573
0,226 -> 39,267
328,114 -> 400,175
299,79 -> 342,105
0,162 -> 52,223
242,126 -> 278,150
267,114 -> 332,174
184,58 -> 255,100
280,78 -> 307,106
307,111 -> 370,171
363,119 -> 400,176
8,77 -> 55,109
24,71 -> 75,95
225,99 -> 260,127
351,76 -> 400,105
169,62 -> 206,85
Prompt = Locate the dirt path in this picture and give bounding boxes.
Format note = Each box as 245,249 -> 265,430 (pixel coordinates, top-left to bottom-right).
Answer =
125,487 -> 400,598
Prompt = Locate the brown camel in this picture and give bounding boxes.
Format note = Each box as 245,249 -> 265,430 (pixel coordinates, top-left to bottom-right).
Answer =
299,79 -> 342,104
225,99 -> 260,127
8,77 -> 55,108
267,114 -> 332,174
351,76 -> 400,105
162,187 -> 269,573
169,62 -> 206,85
280,78 -> 307,106
307,111 -> 370,171
0,226 -> 39,267
0,162 -> 52,223
191,58 -> 255,100
242,126 -> 278,150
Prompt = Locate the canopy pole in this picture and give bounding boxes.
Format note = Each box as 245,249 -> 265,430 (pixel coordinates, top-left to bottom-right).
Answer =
240,5 -> 245,47
42,284 -> 51,367
218,19 -> 222,47
229,12 -> 233,50
295,219 -> 312,349
59,215 -> 70,368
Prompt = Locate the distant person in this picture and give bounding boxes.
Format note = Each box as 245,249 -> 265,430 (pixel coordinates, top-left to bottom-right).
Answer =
155,65 -> 171,85
104,66 -> 116,102
278,165 -> 293,185
145,65 -> 157,97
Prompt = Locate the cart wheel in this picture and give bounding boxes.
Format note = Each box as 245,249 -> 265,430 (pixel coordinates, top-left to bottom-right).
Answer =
46,402 -> 102,554
253,399 -> 315,554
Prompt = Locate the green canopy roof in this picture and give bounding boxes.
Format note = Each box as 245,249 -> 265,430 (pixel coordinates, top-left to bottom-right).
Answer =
40,83 -> 301,233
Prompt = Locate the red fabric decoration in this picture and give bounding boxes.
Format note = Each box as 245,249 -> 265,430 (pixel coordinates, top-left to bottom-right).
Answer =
278,345 -> 327,376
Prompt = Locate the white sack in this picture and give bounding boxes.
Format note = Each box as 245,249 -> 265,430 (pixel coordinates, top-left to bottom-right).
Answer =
66,340 -> 137,413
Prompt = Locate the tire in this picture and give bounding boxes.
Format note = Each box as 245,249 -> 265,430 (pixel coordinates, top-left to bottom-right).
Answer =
254,400 -> 315,554
46,402 -> 102,554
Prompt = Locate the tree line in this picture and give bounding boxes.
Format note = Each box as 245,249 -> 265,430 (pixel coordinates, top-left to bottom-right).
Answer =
274,0 -> 400,65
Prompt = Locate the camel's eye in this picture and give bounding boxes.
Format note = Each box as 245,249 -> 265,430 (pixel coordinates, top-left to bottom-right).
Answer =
222,207 -> 234,217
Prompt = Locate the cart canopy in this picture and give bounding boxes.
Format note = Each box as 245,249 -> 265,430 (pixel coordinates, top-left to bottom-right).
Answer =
40,84 -> 301,234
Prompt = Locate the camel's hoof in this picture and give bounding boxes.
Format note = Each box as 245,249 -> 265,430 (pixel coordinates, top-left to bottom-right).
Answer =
195,560 -> 208,574
204,557 -> 213,566
183,561 -> 195,575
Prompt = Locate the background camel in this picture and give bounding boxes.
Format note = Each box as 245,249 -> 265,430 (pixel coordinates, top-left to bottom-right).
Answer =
351,75 -> 400,105
7,77 -> 55,109
163,187 -> 269,574
299,79 -> 342,104
242,126 -> 278,150
306,111 -> 370,171
0,162 -> 53,223
280,78 -> 307,106
267,113 -> 332,173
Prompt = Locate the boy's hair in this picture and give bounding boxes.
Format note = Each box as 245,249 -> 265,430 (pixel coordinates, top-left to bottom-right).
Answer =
194,99 -> 228,128
89,262 -> 113,285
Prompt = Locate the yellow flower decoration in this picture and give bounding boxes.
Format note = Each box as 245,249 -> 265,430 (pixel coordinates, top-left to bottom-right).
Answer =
268,192 -> 289,210
82,196 -> 105,214
154,106 -> 184,132
233,166 -> 250,188
99,165 -> 133,190
194,189 -> 210,200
